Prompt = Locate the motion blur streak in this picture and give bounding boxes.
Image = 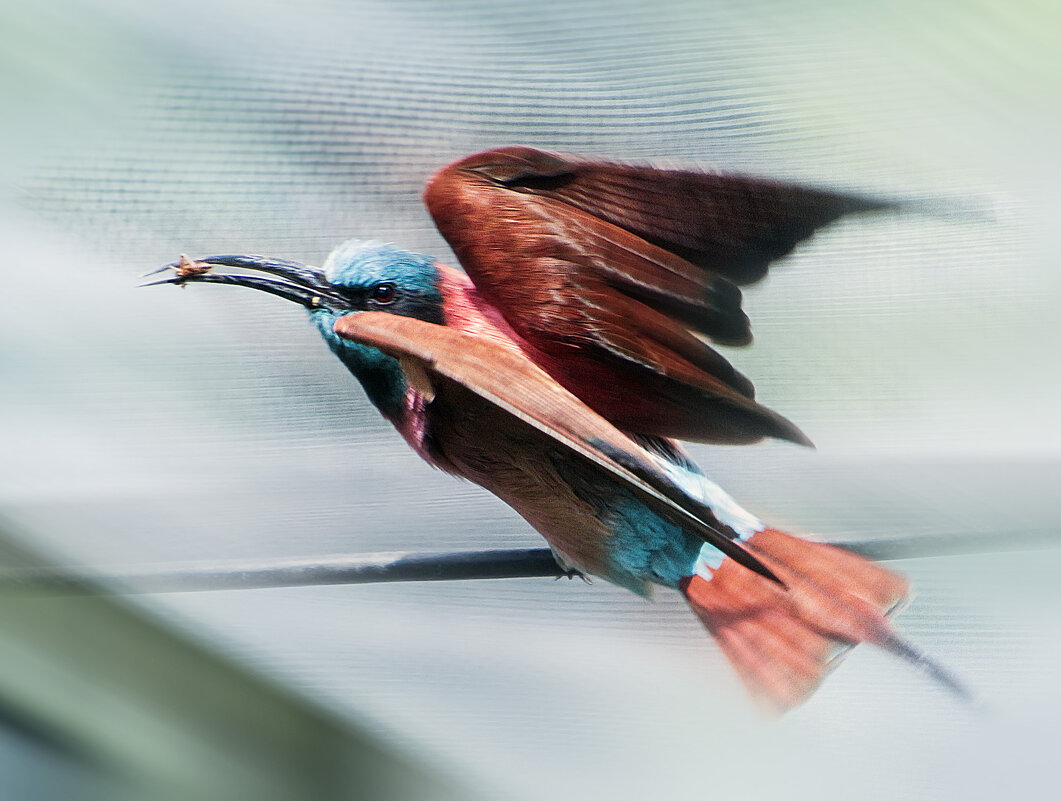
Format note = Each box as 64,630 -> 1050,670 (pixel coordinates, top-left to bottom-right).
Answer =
0,1 -> 1058,800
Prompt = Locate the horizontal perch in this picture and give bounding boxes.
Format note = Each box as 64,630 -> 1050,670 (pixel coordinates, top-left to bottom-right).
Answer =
0,528 -> 1056,595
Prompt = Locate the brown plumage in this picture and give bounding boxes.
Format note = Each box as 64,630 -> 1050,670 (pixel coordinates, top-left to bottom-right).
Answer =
425,146 -> 896,445
160,147 -> 964,711
335,311 -> 782,583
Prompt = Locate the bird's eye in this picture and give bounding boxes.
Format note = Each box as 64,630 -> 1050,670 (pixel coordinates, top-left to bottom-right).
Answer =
370,282 -> 397,305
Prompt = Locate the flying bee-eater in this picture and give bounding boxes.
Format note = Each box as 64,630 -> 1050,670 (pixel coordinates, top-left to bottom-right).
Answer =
149,147 -> 964,710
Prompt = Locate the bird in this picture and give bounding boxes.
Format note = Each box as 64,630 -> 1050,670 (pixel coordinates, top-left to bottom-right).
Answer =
148,146 -> 965,710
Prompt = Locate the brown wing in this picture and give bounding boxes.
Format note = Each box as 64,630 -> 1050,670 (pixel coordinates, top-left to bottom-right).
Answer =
423,146 -> 895,445
334,311 -> 781,584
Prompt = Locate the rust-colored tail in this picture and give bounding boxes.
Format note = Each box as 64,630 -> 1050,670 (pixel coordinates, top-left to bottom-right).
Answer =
681,528 -> 964,710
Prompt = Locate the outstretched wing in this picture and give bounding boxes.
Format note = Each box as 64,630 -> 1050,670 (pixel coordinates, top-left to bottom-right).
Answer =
334,311 -> 781,584
424,147 -> 895,445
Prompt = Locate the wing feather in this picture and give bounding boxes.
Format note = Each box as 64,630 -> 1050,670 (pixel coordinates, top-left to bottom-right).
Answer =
424,147 -> 888,444
471,147 -> 894,284
334,311 -> 783,584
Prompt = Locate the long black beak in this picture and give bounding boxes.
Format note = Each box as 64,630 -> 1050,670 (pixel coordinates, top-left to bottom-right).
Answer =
142,255 -> 346,310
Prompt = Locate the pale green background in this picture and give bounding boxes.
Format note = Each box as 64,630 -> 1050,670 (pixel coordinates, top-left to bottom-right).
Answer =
1,1 -> 1059,799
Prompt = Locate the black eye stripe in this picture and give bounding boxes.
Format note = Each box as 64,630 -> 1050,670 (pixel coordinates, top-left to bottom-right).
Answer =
333,281 -> 399,306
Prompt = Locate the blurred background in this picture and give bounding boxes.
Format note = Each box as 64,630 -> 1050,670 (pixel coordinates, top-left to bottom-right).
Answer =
1,0 -> 1059,798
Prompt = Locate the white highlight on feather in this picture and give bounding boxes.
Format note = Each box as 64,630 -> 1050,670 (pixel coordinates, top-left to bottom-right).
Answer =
660,461 -> 765,580
693,543 -> 726,576
661,462 -> 763,540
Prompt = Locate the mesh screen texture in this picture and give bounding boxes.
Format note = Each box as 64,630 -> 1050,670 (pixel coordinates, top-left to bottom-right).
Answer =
2,1 -> 1059,799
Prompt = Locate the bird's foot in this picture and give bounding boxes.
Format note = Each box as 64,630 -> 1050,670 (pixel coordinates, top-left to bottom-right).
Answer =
556,568 -> 590,583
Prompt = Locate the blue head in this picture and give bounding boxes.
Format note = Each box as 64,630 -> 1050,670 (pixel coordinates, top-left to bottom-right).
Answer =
160,240 -> 444,419
311,240 -> 444,416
